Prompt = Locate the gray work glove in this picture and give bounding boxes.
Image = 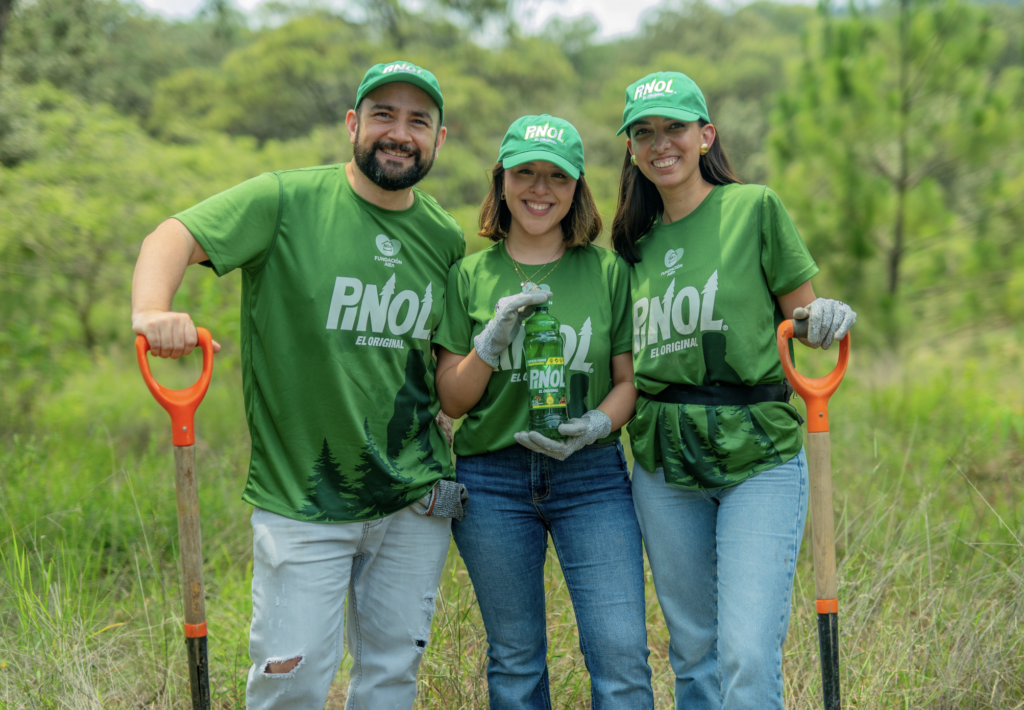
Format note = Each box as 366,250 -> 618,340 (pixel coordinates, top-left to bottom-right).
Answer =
793,298 -> 857,350
415,479 -> 469,521
513,409 -> 612,462
473,290 -> 550,368
435,411 -> 454,448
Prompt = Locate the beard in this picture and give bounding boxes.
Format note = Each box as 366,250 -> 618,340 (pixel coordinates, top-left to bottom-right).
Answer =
353,128 -> 437,192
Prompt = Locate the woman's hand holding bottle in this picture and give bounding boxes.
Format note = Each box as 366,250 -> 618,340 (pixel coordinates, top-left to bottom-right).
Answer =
514,409 -> 612,461
473,290 -> 550,367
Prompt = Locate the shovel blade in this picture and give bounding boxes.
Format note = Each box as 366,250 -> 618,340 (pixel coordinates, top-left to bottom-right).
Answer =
817,610 -> 841,710
186,635 -> 212,710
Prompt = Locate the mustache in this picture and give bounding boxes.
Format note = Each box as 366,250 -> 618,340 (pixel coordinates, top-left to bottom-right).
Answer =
374,140 -> 422,162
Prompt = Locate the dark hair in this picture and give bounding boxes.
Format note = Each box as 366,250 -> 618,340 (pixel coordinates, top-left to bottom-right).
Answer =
611,119 -> 741,264
478,163 -> 603,248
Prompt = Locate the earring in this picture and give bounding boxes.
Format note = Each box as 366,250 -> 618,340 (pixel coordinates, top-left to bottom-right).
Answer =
630,155 -> 638,166
500,191 -> 505,200
700,144 -> 709,155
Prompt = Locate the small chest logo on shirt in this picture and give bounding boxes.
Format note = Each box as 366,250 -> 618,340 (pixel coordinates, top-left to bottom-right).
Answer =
375,234 -> 404,268
663,248 -> 684,276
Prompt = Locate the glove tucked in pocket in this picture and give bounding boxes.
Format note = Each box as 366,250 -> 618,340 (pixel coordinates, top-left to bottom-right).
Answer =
413,479 -> 469,521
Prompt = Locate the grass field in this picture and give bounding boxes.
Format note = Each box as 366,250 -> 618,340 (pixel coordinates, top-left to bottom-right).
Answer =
1,336 -> 1022,709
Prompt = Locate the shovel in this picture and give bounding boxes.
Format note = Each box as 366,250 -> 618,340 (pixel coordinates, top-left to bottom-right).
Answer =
776,318 -> 850,710
136,327 -> 215,710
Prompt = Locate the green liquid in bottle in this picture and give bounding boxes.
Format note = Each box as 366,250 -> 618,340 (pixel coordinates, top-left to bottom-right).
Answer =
524,301 -> 569,440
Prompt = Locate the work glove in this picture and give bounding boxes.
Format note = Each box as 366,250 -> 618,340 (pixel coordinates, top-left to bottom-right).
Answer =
435,411 -> 454,448
793,298 -> 857,350
473,290 -> 550,368
415,480 -> 469,521
513,410 -> 612,462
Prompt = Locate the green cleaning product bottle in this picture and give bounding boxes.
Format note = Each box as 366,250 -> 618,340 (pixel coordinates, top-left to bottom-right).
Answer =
524,298 -> 568,440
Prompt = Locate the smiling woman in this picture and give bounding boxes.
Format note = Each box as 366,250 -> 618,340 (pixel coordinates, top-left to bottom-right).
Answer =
610,70 -> 857,710
432,114 -> 656,708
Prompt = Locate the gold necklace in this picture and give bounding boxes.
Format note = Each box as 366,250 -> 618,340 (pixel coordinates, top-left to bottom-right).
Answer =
505,239 -> 564,290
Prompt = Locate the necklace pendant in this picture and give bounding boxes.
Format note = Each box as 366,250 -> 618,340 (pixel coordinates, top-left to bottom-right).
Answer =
521,281 -> 538,293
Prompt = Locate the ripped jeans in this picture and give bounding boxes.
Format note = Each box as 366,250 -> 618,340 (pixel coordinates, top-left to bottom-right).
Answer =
246,504 -> 451,710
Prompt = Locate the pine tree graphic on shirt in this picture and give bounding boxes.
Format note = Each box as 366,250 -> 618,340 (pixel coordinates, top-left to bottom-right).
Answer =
299,439 -> 356,520
568,373 -> 590,419
299,348 -> 444,521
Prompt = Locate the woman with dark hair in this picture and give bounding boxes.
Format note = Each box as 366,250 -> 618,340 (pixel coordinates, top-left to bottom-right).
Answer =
434,114 -> 654,709
611,72 -> 856,710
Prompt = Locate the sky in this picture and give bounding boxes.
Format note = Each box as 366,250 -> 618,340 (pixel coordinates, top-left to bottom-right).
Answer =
137,0 -> 684,40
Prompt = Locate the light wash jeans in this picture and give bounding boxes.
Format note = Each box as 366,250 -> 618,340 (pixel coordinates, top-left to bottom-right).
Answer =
245,504 -> 451,710
631,450 -> 809,710
452,441 -> 654,710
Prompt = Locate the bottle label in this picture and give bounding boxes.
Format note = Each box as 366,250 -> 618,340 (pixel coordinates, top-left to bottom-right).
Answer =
527,356 -> 568,410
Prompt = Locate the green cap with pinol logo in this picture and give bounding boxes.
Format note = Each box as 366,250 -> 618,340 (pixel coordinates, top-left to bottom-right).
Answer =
356,60 -> 445,124
498,114 -> 585,180
616,71 -> 709,136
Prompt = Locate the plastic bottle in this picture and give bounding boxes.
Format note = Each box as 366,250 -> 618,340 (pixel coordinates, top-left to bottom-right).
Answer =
524,299 -> 568,440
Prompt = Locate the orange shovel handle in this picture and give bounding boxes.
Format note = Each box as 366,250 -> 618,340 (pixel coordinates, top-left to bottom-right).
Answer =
136,328 -> 214,446
776,321 -> 849,433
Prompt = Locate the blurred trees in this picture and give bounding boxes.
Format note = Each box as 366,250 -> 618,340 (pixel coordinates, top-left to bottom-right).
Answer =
771,0 -> 1024,337
4,0 -> 245,120
0,0 -> 1022,419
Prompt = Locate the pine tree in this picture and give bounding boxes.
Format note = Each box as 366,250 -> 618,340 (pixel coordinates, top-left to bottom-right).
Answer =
299,439 -> 356,521
386,349 -> 439,476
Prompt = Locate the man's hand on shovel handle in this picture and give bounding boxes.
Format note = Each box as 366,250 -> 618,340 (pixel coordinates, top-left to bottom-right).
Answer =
133,310 -> 222,359
132,218 -> 222,358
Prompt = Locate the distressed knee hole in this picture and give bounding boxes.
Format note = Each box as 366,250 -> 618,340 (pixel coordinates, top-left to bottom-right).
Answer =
262,655 -> 304,678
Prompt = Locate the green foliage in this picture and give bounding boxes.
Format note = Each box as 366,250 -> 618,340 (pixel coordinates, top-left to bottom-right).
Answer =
3,0 -> 245,120
149,14 -> 380,143
771,0 -> 1024,342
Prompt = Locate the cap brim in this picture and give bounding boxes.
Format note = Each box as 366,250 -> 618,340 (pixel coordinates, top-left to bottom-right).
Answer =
358,75 -> 444,125
616,107 -> 703,136
501,150 -> 582,179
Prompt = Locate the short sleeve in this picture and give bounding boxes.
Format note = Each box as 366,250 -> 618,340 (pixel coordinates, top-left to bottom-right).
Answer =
760,187 -> 819,296
608,255 -> 633,356
174,172 -> 281,276
432,260 -> 473,356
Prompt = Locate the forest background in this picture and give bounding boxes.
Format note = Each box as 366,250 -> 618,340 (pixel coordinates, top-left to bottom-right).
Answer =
1,0 -> 1022,707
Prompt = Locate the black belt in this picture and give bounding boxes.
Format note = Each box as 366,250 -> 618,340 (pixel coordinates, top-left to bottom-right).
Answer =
640,382 -> 792,407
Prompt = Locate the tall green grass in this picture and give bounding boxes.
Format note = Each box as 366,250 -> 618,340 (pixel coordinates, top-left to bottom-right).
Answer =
1,338 -> 1022,708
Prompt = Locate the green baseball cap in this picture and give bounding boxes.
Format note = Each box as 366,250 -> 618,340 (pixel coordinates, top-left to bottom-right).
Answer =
616,71 -> 710,136
498,114 -> 585,180
355,61 -> 445,125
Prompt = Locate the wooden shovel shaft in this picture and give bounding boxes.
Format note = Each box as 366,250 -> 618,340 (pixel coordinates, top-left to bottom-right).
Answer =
174,445 -> 211,710
175,445 -> 207,624
807,431 -> 841,710
807,432 -> 837,600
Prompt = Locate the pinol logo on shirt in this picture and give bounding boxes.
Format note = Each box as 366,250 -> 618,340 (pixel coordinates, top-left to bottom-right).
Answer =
633,77 -> 677,102
523,122 -> 567,144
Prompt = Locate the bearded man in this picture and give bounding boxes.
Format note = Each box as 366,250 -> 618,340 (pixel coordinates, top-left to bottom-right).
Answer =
131,61 -> 466,709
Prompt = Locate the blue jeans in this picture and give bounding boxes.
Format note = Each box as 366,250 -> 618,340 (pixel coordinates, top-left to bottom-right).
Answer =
452,442 -> 654,710
631,450 -> 809,710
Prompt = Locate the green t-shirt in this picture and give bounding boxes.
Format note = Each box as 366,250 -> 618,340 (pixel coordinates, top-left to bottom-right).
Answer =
627,184 -> 818,489
433,242 -> 633,456
176,164 -> 466,522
